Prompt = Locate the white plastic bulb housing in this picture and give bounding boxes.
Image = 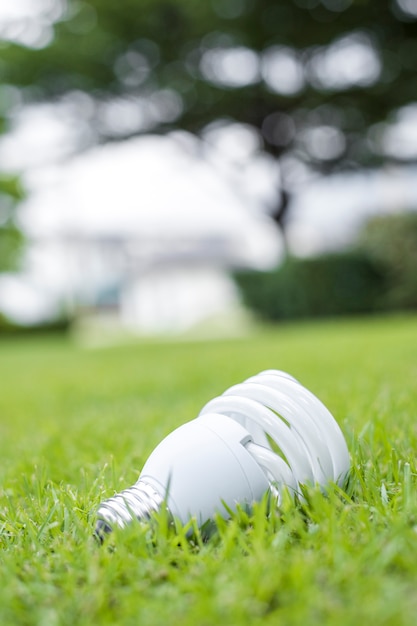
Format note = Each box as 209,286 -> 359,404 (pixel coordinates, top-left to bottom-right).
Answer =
95,370 -> 350,540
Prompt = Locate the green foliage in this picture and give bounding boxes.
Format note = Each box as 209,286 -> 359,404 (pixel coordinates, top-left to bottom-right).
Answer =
234,252 -> 385,321
0,174 -> 24,201
0,223 -> 24,272
357,212 -> 417,310
0,312 -> 72,335
0,316 -> 417,625
0,174 -> 25,272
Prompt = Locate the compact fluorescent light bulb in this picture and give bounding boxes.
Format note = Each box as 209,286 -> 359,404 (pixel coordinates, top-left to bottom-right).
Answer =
95,370 -> 350,540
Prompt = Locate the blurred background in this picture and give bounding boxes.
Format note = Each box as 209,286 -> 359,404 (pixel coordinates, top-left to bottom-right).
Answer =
0,0 -> 416,341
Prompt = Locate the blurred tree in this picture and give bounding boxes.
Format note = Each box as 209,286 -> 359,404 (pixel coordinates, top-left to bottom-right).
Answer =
1,0 -> 417,230
0,173 -> 25,272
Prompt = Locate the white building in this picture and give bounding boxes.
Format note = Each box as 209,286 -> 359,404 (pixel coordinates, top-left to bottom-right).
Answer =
54,228 -> 281,334
0,136 -> 283,335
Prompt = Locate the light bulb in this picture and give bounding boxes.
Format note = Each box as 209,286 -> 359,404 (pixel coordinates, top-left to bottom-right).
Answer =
95,370 -> 350,540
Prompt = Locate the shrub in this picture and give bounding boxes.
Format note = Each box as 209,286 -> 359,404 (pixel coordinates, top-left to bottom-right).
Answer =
0,312 -> 71,336
234,252 -> 385,321
357,212 -> 417,310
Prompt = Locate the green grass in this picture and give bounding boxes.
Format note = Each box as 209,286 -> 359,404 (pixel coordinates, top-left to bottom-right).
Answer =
1,314 -> 417,626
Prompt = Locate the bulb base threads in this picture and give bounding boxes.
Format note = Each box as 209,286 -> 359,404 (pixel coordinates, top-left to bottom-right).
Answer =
94,480 -> 163,542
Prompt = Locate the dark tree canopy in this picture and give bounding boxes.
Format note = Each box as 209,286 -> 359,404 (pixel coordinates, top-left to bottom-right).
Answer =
1,0 -> 417,225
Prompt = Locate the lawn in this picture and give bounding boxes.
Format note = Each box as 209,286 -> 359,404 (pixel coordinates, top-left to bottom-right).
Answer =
0,314 -> 417,626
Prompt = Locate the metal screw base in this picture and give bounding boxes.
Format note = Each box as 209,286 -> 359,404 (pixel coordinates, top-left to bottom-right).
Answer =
95,480 -> 163,542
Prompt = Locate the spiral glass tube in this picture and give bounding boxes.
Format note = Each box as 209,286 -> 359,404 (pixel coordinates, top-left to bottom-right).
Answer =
198,369 -> 350,496
95,370 -> 349,540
